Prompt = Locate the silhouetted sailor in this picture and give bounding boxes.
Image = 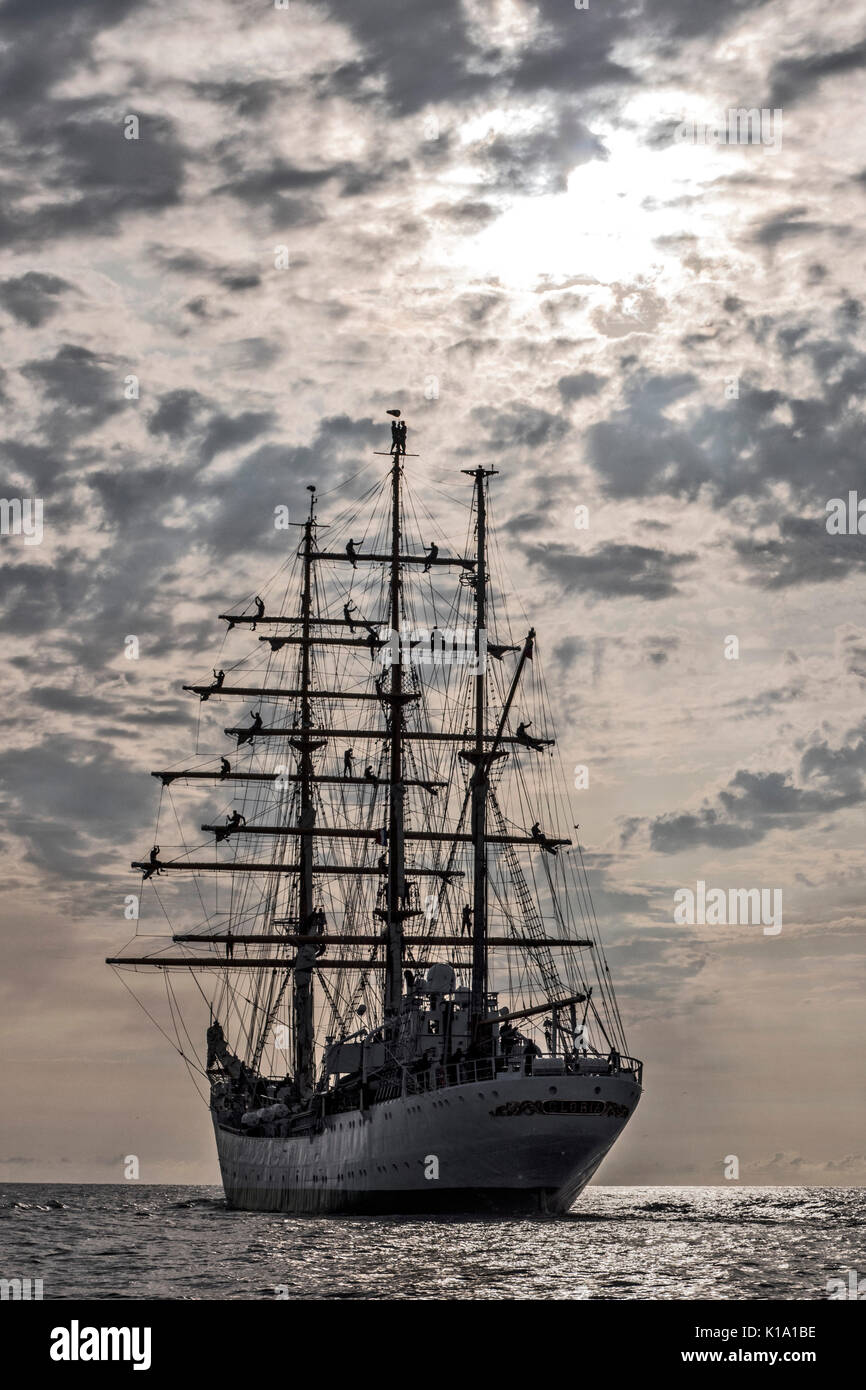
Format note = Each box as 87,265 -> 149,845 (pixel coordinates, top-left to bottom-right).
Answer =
226,810 -> 246,829
516,719 -> 553,751
225,929 -> 234,960
237,711 -> 263,746
343,748 -> 354,777
305,907 -> 327,957
530,821 -> 559,855
461,904 -> 472,937
142,845 -> 163,880
346,539 -> 358,568
390,420 -> 400,455
200,668 -> 225,701
219,757 -> 231,779
423,541 -> 438,572
251,596 -> 265,630
343,600 -> 357,633
377,852 -> 388,873
398,420 -> 407,455
364,764 -> 378,783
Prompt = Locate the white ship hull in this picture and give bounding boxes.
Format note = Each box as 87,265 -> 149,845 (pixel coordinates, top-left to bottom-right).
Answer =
213,1069 -> 641,1214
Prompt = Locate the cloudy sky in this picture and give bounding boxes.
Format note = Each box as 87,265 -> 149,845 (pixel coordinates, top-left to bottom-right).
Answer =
0,0 -> 864,1188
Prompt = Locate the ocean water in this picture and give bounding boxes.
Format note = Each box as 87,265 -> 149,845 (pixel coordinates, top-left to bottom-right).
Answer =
0,1184 -> 861,1300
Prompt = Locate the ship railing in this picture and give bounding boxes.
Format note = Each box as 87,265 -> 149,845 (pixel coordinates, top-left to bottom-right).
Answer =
370,1050 -> 643,1103
397,1057 -> 497,1097
396,1052 -> 642,1096
565,1050 -> 643,1085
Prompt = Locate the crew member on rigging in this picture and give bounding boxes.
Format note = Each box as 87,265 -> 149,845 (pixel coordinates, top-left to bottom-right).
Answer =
237,710 -> 263,746
516,719 -> 553,751
141,845 -> 163,880
423,541 -> 439,572
306,907 -> 327,957
200,669 -> 224,701
219,757 -> 231,779
461,904 -> 473,937
343,747 -> 354,778
346,539 -> 359,568
530,822 -> 559,855
343,600 -> 357,633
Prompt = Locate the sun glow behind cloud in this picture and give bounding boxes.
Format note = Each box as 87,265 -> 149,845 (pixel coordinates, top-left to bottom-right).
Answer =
457,119 -> 762,287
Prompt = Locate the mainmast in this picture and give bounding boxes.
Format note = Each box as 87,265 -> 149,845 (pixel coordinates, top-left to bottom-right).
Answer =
384,452 -> 406,1018
465,466 -> 497,1019
292,489 -> 317,1097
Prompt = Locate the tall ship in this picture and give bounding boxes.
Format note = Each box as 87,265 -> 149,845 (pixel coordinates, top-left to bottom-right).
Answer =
108,412 -> 643,1213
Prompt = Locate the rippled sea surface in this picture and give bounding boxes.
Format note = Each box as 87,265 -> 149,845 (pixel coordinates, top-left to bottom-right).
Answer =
1,1185 -> 862,1300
